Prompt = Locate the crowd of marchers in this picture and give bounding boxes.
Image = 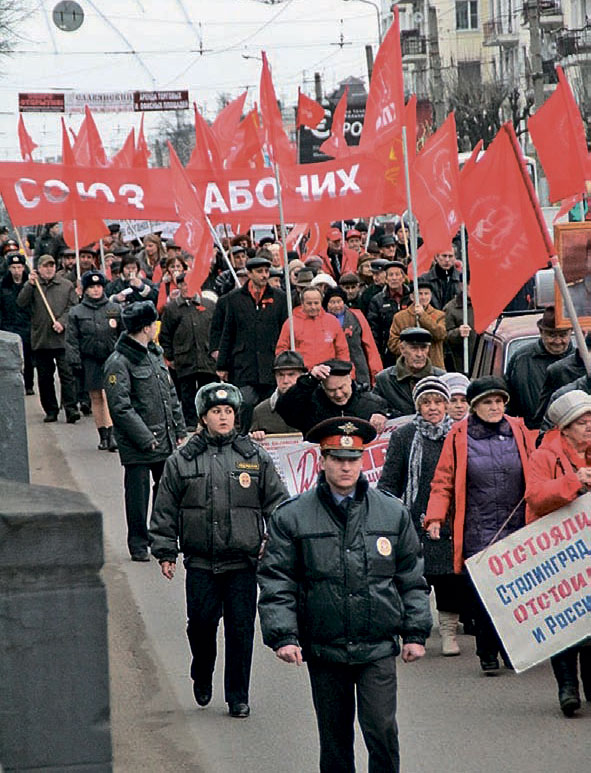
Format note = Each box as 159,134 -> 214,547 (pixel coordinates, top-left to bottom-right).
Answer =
2,219 -> 590,773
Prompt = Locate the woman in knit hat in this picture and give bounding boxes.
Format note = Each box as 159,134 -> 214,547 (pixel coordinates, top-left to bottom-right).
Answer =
525,389 -> 591,716
424,375 -> 537,673
378,376 -> 461,655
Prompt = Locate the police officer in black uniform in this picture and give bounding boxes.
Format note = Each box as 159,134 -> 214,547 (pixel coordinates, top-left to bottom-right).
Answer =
150,383 -> 287,718
258,417 -> 432,773
104,300 -> 186,561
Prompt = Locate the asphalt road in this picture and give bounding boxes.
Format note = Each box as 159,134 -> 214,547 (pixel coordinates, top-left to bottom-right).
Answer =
26,398 -> 590,773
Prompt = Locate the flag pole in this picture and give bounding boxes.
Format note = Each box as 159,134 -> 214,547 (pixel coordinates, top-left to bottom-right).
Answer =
365,217 -> 374,251
15,225 -> 57,324
273,162 -> 296,351
401,126 -> 420,316
203,214 -> 241,288
99,238 -> 106,272
73,219 -> 81,282
460,224 -> 469,374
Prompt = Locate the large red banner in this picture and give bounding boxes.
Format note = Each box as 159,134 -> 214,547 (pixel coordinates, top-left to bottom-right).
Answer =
0,152 -> 395,227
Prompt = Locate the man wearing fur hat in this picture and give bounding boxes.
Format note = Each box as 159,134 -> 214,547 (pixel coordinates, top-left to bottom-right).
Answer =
505,306 -> 573,428
150,382 -> 287,718
104,300 -> 186,562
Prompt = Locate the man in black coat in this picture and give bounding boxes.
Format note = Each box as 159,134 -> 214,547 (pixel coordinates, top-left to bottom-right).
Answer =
505,306 -> 573,428
276,359 -> 388,436
367,261 -> 411,366
0,252 -> 34,393
258,416 -> 431,773
532,335 -> 590,429
419,250 -> 461,311
159,283 -> 217,431
104,301 -> 186,561
216,255 -> 288,427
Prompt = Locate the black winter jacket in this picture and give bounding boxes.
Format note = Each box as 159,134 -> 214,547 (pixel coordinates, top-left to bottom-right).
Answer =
419,264 -> 462,311
104,333 -> 186,465
105,276 -> 158,306
217,283 -> 288,386
159,295 -> 216,378
367,285 -> 411,361
257,473 -> 432,662
533,350 -> 586,429
150,430 -> 288,570
505,338 -> 574,428
276,373 -> 388,435
0,272 -> 31,338
65,295 -> 121,367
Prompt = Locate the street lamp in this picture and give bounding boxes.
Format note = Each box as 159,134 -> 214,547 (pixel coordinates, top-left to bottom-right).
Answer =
343,0 -> 383,44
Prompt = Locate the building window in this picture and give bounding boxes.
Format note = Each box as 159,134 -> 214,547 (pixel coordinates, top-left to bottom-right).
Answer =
456,0 -> 478,30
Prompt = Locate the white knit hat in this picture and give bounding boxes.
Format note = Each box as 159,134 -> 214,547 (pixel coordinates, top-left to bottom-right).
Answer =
547,390 -> 591,430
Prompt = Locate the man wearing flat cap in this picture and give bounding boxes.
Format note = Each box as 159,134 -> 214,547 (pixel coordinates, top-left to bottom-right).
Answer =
250,350 -> 307,437
373,327 -> 445,418
104,300 -> 186,561
276,358 -> 388,436
0,251 -> 34,394
258,416 -> 431,773
216,253 -> 288,429
214,244 -> 248,298
17,253 -> 79,422
505,305 -> 573,428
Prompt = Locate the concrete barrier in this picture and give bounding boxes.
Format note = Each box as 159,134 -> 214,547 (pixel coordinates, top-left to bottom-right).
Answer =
0,331 -> 29,484
0,480 -> 112,772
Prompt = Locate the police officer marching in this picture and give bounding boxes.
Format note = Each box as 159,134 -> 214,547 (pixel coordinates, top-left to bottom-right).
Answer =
149,383 -> 287,718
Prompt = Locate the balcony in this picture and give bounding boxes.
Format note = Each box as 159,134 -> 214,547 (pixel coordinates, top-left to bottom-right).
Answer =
557,28 -> 591,59
482,19 -> 519,48
539,1 -> 563,32
400,30 -> 427,63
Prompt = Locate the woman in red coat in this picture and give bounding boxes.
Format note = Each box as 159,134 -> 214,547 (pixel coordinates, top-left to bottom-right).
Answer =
425,376 -> 537,674
525,389 -> 591,717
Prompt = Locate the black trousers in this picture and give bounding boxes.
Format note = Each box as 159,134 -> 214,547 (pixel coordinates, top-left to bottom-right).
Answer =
466,579 -> 507,662
33,347 -> 77,416
123,461 -> 165,555
307,655 -> 400,773
21,336 -> 34,391
185,566 -> 257,706
427,573 -> 466,614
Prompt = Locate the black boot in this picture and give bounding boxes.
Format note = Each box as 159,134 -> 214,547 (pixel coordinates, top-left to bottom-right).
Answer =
551,649 -> 581,716
97,427 -> 109,451
106,426 -> 118,452
579,647 -> 591,702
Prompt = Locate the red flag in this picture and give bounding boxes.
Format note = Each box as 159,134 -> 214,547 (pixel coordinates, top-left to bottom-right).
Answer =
18,115 -> 38,161
554,192 -> 584,223
528,66 -> 589,203
212,91 -> 247,155
380,96 -> 418,214
286,222 -> 309,251
111,128 -> 136,168
319,87 -> 350,159
72,106 -> 108,167
411,113 -> 461,256
360,6 -> 405,150
460,123 -> 553,333
167,142 -> 212,295
225,107 -> 265,169
63,220 -> 108,250
297,89 -> 325,129
188,103 -> 222,169
134,114 -> 151,168
259,51 -> 295,166
304,222 -> 332,257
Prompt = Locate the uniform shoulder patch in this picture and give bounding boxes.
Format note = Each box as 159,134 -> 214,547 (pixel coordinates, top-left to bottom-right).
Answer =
108,374 -> 117,385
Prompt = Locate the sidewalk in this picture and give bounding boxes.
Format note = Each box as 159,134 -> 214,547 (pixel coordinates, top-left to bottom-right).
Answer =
26,398 -> 201,772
